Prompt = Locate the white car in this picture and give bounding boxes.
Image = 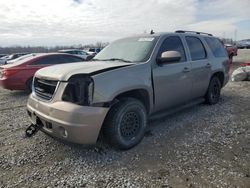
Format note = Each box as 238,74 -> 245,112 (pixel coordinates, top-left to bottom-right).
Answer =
58,49 -> 92,60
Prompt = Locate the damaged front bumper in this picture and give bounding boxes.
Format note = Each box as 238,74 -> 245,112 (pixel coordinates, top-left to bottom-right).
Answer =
27,94 -> 109,145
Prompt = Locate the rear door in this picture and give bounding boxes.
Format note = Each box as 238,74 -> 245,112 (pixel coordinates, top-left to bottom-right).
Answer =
152,36 -> 192,112
185,36 -> 211,98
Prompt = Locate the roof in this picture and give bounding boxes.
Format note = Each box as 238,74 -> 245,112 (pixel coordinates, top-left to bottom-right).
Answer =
128,30 -> 215,38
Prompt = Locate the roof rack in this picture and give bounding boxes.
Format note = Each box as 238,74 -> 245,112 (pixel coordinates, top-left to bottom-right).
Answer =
175,30 -> 213,36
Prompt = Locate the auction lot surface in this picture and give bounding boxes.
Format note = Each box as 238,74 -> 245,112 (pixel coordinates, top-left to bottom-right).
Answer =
1,50 -> 250,188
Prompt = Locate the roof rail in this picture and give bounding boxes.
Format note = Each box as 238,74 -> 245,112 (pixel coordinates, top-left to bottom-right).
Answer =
175,30 -> 213,36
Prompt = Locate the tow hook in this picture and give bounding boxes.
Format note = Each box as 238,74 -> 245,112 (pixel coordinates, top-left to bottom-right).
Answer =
25,124 -> 43,137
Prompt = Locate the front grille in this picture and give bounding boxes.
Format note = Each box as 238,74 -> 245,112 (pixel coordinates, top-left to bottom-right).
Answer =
34,78 -> 58,100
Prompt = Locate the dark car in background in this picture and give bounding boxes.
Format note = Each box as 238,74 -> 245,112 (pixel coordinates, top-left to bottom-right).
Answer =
0,53 -> 84,91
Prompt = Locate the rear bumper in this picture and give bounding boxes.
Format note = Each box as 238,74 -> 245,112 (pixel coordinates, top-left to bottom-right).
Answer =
27,94 -> 109,145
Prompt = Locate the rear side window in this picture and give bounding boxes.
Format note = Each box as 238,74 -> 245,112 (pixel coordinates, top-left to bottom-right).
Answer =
33,55 -> 82,65
158,36 -> 186,62
205,37 -> 227,57
33,55 -> 63,65
186,37 -> 206,61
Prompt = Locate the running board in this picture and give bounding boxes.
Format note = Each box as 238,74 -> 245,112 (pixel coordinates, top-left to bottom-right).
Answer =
150,98 -> 205,121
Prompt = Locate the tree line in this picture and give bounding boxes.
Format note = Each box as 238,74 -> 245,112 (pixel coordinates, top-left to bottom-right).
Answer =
0,42 -> 109,54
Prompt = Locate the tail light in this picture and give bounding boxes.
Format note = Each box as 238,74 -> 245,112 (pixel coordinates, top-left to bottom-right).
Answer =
1,69 -> 19,78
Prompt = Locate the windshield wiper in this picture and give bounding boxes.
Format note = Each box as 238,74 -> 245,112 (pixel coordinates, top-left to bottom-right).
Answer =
93,58 -> 132,63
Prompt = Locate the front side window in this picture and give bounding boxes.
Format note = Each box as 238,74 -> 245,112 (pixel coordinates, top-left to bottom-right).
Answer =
186,36 -> 206,61
157,36 -> 186,62
205,37 -> 227,57
94,36 -> 158,62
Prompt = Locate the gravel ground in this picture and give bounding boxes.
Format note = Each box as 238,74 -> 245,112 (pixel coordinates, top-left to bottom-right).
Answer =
0,50 -> 250,188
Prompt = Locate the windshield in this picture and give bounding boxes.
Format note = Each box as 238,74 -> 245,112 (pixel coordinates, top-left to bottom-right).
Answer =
94,36 -> 158,62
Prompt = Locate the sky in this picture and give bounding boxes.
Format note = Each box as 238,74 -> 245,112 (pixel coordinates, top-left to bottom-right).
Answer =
0,0 -> 249,46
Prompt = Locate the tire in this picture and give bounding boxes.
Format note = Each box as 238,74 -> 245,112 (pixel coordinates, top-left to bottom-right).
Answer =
205,76 -> 222,105
103,98 -> 148,150
26,77 -> 33,93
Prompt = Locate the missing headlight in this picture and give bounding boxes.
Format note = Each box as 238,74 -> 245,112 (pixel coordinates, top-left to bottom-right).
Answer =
62,75 -> 94,106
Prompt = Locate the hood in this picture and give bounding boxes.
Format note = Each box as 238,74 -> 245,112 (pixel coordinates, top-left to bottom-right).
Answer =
35,61 -> 135,81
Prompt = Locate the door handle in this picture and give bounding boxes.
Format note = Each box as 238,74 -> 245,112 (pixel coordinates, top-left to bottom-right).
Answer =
205,63 -> 212,68
183,67 -> 191,73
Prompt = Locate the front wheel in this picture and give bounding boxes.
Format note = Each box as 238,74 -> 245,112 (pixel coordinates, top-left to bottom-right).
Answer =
103,98 -> 148,150
205,76 -> 222,105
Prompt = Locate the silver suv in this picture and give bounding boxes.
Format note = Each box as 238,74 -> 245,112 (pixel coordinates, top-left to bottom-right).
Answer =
27,31 -> 230,150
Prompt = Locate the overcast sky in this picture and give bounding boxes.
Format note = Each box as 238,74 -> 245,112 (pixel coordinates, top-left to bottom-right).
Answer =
0,0 -> 249,46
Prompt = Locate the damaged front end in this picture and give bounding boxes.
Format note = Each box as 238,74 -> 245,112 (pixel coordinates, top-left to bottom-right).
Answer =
62,75 -> 94,106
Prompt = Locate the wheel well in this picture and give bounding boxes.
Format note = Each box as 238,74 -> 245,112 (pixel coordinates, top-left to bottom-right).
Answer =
115,89 -> 150,114
212,72 -> 224,86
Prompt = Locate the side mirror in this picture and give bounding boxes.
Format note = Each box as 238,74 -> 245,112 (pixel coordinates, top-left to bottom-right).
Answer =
157,51 -> 181,64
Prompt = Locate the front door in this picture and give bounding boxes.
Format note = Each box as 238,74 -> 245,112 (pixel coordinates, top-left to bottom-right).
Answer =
152,36 -> 192,112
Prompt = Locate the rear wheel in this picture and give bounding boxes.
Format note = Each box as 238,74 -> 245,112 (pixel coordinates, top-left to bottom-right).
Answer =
103,98 -> 147,150
205,76 -> 222,105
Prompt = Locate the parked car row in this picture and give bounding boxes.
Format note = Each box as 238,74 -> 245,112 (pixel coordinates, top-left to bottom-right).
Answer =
0,53 -> 28,65
0,47 -> 103,91
0,48 -> 101,65
0,53 -> 85,91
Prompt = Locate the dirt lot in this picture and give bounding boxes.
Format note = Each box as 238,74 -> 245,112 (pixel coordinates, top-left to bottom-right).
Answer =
0,50 -> 250,188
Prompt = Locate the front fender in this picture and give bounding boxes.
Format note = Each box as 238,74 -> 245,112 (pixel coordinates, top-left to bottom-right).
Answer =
92,63 -> 153,107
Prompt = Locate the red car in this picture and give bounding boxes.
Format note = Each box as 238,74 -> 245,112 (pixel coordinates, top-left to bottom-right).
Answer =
224,44 -> 238,63
0,53 -> 84,91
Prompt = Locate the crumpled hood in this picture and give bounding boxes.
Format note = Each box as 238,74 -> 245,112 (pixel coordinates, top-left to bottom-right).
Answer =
35,61 -> 135,81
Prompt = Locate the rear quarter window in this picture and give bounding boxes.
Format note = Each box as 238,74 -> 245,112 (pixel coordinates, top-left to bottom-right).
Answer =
205,37 -> 227,57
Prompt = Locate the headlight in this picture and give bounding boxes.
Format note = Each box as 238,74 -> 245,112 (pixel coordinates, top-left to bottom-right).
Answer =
62,75 -> 94,106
